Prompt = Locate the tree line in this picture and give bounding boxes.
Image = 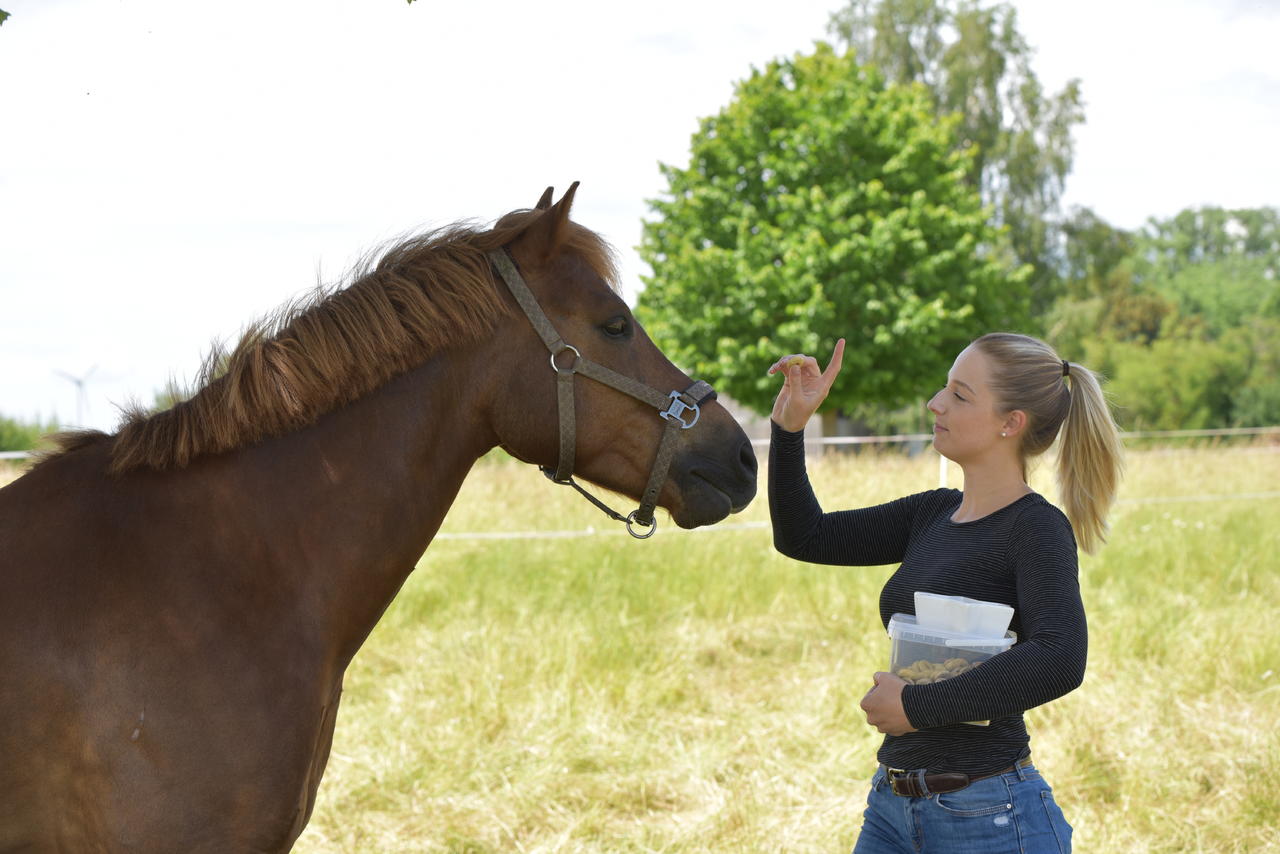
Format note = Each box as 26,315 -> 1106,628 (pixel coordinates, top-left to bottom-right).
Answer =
3,0 -> 1274,448
636,0 -> 1278,434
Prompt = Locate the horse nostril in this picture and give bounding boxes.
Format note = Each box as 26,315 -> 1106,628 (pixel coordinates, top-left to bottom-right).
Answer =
739,438 -> 758,475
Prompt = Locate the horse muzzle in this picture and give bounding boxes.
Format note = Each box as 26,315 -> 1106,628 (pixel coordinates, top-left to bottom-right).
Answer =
665,432 -> 758,529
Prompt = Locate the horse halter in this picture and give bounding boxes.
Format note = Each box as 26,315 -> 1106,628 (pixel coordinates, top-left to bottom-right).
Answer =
488,248 -> 715,538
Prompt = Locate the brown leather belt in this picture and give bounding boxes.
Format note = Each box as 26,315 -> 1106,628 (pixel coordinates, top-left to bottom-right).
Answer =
884,755 -> 1032,798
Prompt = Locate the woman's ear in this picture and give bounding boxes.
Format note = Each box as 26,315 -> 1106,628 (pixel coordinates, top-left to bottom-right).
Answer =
1002,409 -> 1028,438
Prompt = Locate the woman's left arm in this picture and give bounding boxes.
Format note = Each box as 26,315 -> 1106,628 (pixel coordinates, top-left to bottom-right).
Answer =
893,504 -> 1088,730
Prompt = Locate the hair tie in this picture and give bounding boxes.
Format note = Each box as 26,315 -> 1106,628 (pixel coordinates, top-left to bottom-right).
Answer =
1062,359 -> 1070,377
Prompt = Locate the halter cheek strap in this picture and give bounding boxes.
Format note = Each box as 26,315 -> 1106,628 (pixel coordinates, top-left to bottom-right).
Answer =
488,248 -> 715,538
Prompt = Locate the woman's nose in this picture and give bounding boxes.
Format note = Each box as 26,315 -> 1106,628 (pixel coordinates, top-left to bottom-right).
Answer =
926,391 -> 943,414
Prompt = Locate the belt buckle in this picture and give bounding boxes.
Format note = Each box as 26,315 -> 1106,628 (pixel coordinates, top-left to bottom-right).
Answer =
885,768 -> 913,797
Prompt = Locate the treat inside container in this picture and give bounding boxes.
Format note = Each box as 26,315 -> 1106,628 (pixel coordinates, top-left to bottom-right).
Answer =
913,591 -> 1014,637
888,613 -> 1016,725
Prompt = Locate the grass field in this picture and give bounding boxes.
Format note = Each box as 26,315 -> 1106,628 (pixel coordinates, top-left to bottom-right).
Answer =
5,443 -> 1279,852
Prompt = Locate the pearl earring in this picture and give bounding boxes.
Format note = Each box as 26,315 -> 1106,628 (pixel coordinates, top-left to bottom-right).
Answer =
1001,431 -> 1007,438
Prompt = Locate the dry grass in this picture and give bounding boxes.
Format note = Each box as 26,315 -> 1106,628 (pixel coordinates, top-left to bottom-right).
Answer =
5,444 -> 1277,851
291,442 -> 1280,853
0,461 -> 25,488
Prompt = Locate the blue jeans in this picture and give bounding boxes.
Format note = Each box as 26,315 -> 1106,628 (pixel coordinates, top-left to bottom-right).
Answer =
852,761 -> 1073,854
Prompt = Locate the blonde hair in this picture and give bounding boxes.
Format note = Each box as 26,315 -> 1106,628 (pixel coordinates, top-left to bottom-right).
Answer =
973,332 -> 1124,554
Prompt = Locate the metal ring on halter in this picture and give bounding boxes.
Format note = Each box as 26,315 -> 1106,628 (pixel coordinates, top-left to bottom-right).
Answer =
625,510 -> 658,539
549,344 -> 581,374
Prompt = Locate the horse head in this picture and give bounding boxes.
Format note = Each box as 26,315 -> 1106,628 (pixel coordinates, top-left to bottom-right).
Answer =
479,184 -> 757,531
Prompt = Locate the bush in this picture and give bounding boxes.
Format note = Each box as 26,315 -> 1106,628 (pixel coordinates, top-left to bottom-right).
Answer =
0,413 -> 58,452
1087,337 -> 1244,431
1225,319 -> 1280,427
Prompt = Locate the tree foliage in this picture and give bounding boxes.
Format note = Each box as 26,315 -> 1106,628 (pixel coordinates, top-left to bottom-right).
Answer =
1137,206 -> 1280,277
0,413 -> 57,452
828,0 -> 1083,315
1047,206 -> 1280,430
636,43 -> 1027,417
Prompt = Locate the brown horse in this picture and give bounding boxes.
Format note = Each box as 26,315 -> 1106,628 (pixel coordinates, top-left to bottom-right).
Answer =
0,185 -> 757,853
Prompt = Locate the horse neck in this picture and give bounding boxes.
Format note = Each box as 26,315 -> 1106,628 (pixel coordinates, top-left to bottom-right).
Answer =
233,345 -> 498,666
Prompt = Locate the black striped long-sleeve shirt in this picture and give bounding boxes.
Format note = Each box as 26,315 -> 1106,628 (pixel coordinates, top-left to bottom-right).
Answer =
769,423 -> 1087,775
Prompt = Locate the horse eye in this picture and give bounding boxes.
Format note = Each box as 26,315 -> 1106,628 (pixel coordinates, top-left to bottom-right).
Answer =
602,317 -> 629,338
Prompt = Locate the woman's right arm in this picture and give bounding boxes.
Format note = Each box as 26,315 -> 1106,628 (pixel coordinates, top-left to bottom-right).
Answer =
766,340 -> 920,565
769,422 -> 921,565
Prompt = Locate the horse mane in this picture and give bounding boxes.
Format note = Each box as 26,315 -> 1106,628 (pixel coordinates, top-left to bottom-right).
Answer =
39,211 -> 619,474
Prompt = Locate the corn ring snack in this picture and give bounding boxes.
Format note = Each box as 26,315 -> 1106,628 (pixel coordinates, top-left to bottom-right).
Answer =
896,657 -> 978,685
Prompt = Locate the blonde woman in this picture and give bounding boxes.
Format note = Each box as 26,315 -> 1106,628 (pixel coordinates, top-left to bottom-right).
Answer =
768,333 -> 1123,854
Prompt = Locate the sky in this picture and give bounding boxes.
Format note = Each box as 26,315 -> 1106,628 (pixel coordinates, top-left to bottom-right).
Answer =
1,0 -> 1277,432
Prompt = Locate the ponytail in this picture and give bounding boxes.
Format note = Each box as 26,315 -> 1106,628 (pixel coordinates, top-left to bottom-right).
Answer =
973,333 -> 1124,554
1056,361 -> 1125,554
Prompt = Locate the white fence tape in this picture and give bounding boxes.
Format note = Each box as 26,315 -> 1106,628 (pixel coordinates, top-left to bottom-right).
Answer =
433,490 -> 1280,542
4,426 -> 1275,463
746,425 -> 1280,448
4,431 -> 1276,542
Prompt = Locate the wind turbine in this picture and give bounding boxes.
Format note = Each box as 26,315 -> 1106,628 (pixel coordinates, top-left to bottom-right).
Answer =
54,364 -> 98,427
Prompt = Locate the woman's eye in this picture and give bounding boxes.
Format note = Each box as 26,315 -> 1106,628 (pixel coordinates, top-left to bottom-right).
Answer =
953,391 -> 966,402
602,317 -> 629,338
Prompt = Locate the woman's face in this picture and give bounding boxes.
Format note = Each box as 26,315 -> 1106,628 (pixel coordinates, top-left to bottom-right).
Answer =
926,345 -> 1010,464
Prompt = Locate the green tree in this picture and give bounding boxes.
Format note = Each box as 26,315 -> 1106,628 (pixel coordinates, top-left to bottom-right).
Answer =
1050,206 -> 1280,430
1051,208 -> 1280,343
636,43 -> 1027,420
1155,256 -> 1279,338
1138,206 -> 1280,277
1227,319 -> 1280,427
1059,206 -> 1135,301
1128,207 -> 1279,346
828,0 -> 1083,316
0,413 -> 57,452
1087,337 -> 1243,432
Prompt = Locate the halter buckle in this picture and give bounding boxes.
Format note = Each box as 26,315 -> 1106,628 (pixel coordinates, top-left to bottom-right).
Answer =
660,390 -> 700,429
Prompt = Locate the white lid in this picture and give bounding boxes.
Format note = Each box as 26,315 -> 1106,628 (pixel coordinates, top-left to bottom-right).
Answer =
913,591 -> 1014,638
887,613 -> 1017,649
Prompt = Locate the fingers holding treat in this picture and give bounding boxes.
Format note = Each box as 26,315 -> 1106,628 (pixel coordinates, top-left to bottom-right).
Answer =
769,354 -> 813,375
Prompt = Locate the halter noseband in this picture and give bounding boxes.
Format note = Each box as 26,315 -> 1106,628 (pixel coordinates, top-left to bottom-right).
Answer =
488,248 -> 715,538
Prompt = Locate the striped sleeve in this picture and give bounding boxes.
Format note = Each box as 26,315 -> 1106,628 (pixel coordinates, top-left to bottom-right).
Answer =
900,502 -> 1087,729
768,421 -> 927,567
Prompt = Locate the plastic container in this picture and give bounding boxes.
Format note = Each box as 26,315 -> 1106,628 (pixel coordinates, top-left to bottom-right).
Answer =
913,591 -> 1014,638
887,613 -> 1016,688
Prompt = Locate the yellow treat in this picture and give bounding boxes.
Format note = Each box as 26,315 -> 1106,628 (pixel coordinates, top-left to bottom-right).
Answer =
893,658 -> 986,685
786,355 -> 805,368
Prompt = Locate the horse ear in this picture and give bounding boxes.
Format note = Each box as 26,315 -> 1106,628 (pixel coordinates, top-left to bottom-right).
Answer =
553,181 -> 579,220
535,187 -> 554,210
519,181 -> 579,261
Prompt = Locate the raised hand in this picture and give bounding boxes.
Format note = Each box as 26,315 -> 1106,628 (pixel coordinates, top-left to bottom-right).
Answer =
767,338 -> 845,432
